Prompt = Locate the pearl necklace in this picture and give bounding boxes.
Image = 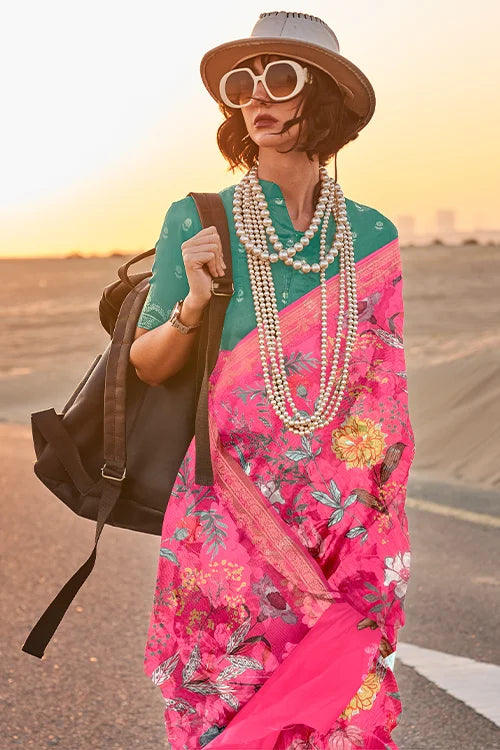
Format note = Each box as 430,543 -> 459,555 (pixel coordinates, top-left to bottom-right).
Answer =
233,164 -> 346,274
232,166 -> 358,436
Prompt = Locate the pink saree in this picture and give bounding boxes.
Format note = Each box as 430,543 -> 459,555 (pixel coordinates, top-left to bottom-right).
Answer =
144,237 -> 415,749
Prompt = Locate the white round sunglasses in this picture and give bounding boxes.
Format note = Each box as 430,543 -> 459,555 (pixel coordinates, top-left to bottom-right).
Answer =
219,59 -> 312,108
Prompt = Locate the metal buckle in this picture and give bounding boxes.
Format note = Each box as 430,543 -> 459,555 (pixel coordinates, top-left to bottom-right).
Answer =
211,279 -> 234,297
101,464 -> 126,482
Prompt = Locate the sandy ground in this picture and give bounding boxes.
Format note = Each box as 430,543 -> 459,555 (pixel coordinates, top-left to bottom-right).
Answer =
1,243 -> 499,489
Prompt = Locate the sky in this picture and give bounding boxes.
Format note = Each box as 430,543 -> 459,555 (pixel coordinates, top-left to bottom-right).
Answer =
1,0 -> 499,257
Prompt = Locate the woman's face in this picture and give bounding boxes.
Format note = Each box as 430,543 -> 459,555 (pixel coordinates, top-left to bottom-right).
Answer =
237,54 -> 307,151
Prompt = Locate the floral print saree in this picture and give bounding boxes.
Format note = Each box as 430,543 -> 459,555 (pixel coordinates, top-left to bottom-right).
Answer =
142,200 -> 415,749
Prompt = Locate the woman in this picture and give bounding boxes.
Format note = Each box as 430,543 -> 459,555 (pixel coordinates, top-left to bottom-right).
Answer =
130,11 -> 415,749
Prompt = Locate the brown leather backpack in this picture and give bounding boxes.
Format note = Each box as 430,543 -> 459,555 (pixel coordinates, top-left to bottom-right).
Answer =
21,192 -> 234,659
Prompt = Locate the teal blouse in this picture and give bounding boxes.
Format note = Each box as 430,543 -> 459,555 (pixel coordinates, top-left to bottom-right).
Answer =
137,179 -> 398,351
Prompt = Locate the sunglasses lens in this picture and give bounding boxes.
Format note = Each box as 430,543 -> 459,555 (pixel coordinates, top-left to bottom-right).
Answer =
224,69 -> 254,105
266,62 -> 298,98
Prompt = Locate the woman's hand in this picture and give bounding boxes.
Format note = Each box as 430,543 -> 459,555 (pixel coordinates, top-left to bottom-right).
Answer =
181,226 -> 226,307
357,617 -> 393,659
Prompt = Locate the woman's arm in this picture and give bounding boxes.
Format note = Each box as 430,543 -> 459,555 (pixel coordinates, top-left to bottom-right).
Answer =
129,197 -> 226,386
130,292 -> 208,385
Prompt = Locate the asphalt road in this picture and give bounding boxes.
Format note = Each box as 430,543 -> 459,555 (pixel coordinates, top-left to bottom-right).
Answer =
1,424 -> 499,749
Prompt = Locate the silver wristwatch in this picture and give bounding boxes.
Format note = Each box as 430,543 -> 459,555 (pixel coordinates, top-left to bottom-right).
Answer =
168,299 -> 202,335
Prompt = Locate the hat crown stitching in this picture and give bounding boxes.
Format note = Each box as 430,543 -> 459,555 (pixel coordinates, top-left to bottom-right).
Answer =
257,10 -> 339,46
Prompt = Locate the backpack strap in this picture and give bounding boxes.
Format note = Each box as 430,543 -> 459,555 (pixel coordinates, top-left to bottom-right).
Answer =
188,192 -> 234,485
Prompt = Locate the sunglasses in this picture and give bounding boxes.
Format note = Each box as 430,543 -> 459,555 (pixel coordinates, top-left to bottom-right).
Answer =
219,59 -> 312,108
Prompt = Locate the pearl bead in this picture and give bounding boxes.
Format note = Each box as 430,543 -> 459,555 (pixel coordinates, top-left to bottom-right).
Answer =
234,163 -> 358,435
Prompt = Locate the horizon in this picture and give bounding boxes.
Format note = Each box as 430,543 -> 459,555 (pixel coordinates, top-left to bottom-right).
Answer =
2,0 -> 499,258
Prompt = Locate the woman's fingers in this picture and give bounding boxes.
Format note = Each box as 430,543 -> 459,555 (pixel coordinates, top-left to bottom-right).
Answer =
357,618 -> 393,659
184,250 -> 219,278
188,227 -> 226,275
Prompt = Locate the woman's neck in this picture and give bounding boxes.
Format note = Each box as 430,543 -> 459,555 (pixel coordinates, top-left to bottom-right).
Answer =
255,150 -> 321,231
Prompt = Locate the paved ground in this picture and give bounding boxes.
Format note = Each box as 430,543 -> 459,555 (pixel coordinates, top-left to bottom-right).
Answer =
1,424 -> 499,749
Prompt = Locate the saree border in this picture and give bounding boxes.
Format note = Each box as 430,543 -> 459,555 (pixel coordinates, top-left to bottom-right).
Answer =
209,414 -> 335,602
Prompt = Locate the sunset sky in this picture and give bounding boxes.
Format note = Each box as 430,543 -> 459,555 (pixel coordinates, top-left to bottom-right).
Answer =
1,0 -> 499,257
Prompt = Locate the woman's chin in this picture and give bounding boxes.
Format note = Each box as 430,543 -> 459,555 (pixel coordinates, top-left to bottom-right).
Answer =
250,131 -> 294,148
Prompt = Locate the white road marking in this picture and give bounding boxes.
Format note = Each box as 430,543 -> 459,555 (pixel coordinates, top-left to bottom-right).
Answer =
396,641 -> 500,727
406,496 -> 500,528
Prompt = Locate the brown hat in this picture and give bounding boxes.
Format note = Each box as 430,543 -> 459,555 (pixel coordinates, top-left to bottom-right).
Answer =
200,11 -> 376,131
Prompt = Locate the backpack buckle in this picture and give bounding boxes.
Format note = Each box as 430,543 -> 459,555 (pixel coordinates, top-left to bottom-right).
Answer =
211,279 -> 234,297
101,464 -> 126,482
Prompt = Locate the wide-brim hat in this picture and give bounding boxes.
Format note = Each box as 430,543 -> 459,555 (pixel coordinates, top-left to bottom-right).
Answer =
200,11 -> 376,131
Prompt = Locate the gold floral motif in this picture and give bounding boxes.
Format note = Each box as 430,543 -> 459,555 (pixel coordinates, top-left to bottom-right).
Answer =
339,668 -> 383,719
331,415 -> 387,469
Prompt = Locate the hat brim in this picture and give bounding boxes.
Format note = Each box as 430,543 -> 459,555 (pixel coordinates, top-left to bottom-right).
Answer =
200,37 -> 376,130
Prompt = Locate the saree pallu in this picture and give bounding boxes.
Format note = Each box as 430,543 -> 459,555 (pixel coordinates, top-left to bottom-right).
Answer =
144,236 -> 415,749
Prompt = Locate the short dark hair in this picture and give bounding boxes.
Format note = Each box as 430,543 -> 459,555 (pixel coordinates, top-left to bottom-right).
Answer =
216,54 -> 365,172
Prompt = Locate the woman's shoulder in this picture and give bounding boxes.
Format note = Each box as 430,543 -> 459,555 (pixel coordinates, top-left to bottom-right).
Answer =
345,197 -> 399,242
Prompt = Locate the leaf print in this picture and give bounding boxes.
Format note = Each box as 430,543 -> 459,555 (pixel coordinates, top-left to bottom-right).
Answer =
345,526 -> 367,539
369,327 -> 404,349
226,610 -> 252,654
284,351 -> 319,375
311,490 -> 341,509
151,651 -> 180,686
220,693 -> 239,710
236,288 -> 244,303
233,443 -> 250,474
343,492 -> 357,508
285,448 -> 310,462
159,547 -> 180,566
185,679 -> 223,696
327,508 -> 344,527
233,386 -> 267,403
353,488 -> 388,514
173,527 -> 189,541
182,644 -> 201,684
164,697 -> 196,715
232,634 -> 272,654
274,197 -> 284,205
379,442 -> 406,484
329,478 -> 342,505
216,655 -> 263,683
194,509 -> 228,558
182,217 -> 192,231
174,264 -> 183,280
228,654 -> 264,671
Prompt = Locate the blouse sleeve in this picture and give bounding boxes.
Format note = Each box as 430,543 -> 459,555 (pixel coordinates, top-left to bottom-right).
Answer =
136,196 -> 203,330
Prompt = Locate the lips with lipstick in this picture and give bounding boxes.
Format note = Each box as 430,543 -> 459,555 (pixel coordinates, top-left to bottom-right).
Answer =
254,114 -> 279,128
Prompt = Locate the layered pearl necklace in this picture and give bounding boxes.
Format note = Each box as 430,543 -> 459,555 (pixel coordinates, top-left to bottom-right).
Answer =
232,164 -> 358,436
